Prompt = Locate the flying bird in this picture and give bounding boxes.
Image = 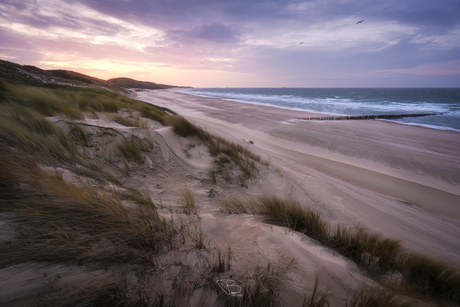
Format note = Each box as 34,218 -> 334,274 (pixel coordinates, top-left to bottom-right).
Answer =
300,42 -> 304,44
357,20 -> 364,24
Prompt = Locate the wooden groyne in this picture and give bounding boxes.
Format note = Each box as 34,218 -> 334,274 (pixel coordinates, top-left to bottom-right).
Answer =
296,113 -> 438,121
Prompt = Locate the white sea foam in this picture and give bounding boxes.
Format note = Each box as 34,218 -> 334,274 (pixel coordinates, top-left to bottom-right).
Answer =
177,88 -> 460,131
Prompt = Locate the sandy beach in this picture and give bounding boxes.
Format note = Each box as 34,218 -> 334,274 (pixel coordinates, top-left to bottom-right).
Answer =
136,89 -> 460,265
2,85 -> 460,306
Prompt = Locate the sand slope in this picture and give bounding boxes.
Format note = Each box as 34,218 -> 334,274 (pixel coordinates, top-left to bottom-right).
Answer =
136,90 -> 460,267
2,89 -> 459,306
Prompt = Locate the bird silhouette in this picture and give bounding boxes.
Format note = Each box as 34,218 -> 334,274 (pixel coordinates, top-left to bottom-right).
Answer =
357,20 -> 364,24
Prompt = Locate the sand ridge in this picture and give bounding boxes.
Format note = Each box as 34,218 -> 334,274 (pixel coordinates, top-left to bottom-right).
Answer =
2,88 -> 459,305
135,89 -> 460,266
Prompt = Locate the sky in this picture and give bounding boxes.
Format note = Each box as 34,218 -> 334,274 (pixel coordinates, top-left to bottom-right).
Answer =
1,0 -> 460,87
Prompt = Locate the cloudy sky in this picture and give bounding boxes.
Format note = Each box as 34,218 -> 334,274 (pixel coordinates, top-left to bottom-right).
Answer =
1,0 -> 459,87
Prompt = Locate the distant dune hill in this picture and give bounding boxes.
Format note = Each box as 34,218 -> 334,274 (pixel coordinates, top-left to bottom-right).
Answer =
0,59 -> 58,86
48,69 -> 109,87
106,77 -> 181,89
0,59 -> 184,90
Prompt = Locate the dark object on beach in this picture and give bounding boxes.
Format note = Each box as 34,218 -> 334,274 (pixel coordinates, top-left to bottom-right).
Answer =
296,113 -> 438,121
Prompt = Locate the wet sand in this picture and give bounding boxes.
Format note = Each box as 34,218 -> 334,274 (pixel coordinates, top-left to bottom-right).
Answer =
134,89 -> 460,268
137,89 -> 460,219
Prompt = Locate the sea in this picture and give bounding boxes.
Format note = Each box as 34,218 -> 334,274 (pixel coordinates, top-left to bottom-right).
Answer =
176,88 -> 460,132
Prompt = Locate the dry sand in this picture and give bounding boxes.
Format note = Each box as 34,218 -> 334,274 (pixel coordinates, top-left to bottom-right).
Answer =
2,88 -> 460,306
135,89 -> 460,267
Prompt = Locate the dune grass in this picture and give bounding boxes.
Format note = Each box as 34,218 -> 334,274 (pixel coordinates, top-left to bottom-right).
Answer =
346,286 -> 412,307
252,195 -> 329,242
400,254 -> 460,304
0,145 -> 175,266
179,188 -> 197,215
169,116 -> 267,186
109,113 -> 150,129
0,80 -> 180,268
302,277 -> 330,307
220,195 -> 460,306
2,80 -> 265,187
328,225 -> 405,275
214,260 -> 293,307
117,135 -> 149,164
0,80 -> 291,306
0,79 -> 173,123
4,79 -> 446,305
0,104 -> 76,164
220,198 -> 249,214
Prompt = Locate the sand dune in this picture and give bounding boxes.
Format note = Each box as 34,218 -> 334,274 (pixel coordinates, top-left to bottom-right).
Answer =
135,89 -> 460,267
2,87 -> 459,306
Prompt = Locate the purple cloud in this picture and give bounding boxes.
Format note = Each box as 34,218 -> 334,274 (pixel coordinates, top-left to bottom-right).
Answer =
0,0 -> 123,35
167,23 -> 242,44
1,0 -> 459,87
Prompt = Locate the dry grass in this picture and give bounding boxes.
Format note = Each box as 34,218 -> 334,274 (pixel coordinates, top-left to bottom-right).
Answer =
0,79 -> 173,123
301,277 -> 330,307
220,195 -> 460,306
169,116 -> 268,186
219,198 -> 249,214
168,115 -> 211,142
253,196 -> 329,242
110,113 -> 150,129
0,156 -> 174,267
117,135 -> 148,164
0,80 -> 177,268
0,80 -> 288,306
140,104 -> 172,125
328,225 -> 405,275
214,260 -> 293,307
400,254 -> 460,304
179,188 -> 197,215
346,286 -> 413,307
6,80 -> 457,305
212,247 -> 233,273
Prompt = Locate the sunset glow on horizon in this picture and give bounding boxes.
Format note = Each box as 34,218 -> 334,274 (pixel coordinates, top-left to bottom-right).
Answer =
1,0 -> 459,87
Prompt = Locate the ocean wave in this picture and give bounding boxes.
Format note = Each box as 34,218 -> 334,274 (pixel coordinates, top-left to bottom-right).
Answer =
177,88 -> 460,132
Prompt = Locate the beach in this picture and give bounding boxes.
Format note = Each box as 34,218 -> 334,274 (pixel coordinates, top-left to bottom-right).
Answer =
2,85 -> 460,306
136,89 -> 460,265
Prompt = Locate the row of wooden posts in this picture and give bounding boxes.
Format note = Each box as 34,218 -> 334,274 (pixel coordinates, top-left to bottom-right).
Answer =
296,113 -> 438,121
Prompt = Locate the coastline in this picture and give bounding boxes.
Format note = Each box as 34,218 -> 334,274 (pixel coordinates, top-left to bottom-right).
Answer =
135,89 -> 460,265
2,84 -> 459,306
137,89 -> 460,208
174,88 -> 460,133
